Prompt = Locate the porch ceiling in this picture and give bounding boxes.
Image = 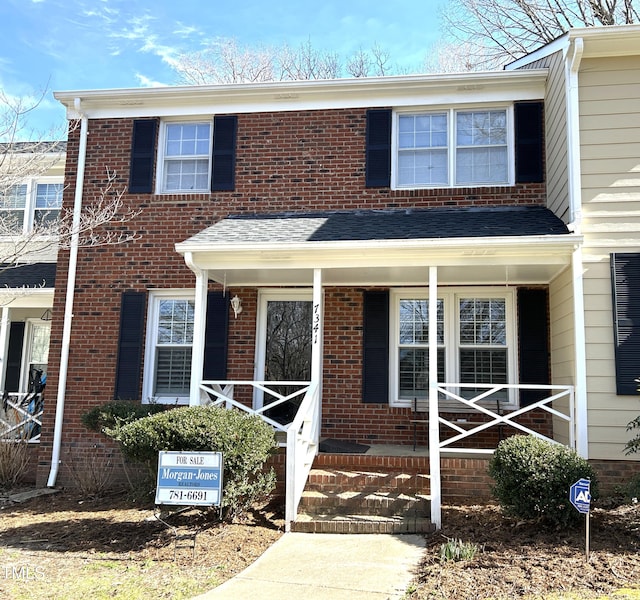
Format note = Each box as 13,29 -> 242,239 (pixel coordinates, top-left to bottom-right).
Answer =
176,206 -> 582,287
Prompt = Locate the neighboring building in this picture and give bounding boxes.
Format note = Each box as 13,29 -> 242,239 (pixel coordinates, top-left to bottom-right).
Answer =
508,24 -> 640,476
25,25 -> 640,529
0,143 -> 65,442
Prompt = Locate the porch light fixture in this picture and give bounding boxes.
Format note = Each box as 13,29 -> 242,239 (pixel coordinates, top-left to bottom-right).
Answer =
40,309 -> 52,321
230,295 -> 243,318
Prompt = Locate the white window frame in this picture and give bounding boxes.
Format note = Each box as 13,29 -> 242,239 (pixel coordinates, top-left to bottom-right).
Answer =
20,319 -> 51,393
143,289 -> 195,405
389,287 -> 517,409
156,119 -> 213,194
392,105 -> 514,190
0,176 -> 63,236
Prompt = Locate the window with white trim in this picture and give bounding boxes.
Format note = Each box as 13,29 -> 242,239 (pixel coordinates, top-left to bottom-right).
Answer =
144,291 -> 195,403
0,178 -> 63,233
157,121 -> 212,193
395,108 -> 510,189
390,288 -> 516,408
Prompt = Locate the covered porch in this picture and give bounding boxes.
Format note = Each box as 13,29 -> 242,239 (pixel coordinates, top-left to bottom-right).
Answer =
175,207 -> 585,529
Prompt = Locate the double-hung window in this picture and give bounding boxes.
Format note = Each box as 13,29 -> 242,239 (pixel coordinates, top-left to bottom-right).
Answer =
159,121 -> 212,193
395,108 -> 510,188
390,289 -> 515,408
0,179 -> 62,234
144,291 -> 195,403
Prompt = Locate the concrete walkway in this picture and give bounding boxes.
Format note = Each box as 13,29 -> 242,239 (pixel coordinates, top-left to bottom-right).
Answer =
193,532 -> 426,600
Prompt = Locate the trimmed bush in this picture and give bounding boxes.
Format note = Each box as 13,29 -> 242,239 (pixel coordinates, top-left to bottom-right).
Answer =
115,406 -> 278,520
82,400 -> 168,437
488,435 -> 598,528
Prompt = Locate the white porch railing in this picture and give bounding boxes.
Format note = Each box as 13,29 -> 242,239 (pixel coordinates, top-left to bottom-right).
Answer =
199,379 -> 320,530
436,383 -> 575,453
1,392 -> 44,442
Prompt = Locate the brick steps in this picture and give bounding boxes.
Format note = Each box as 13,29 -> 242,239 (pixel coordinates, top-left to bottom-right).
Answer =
291,455 -> 433,533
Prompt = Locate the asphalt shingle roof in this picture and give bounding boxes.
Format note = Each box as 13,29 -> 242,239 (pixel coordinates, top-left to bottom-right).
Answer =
0,263 -> 56,288
183,206 -> 570,246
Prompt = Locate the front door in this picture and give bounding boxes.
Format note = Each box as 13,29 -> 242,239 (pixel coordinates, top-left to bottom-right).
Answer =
255,291 -> 312,423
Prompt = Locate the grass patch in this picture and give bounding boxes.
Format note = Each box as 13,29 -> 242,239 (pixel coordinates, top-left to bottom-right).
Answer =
2,557 -> 221,600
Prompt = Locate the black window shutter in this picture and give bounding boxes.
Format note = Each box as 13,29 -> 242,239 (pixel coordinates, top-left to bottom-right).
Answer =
5,322 -> 25,392
211,115 -> 237,191
203,291 -> 229,380
114,291 -> 147,400
611,253 -> 640,395
515,102 -> 544,184
362,290 -> 389,403
128,119 -> 158,194
365,109 -> 392,188
517,288 -> 550,406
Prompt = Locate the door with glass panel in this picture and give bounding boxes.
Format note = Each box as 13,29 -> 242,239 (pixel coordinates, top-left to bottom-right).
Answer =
255,292 -> 312,424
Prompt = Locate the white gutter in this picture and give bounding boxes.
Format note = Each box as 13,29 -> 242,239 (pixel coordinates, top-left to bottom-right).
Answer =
47,99 -> 87,487
564,38 -> 589,458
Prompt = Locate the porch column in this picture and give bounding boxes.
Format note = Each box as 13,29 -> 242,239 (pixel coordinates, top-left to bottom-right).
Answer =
186,254 -> 208,406
311,268 -> 324,440
572,247 -> 588,457
428,266 -> 442,529
0,306 -> 10,388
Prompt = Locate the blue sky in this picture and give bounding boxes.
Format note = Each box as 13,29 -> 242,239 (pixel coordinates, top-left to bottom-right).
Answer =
0,0 -> 446,140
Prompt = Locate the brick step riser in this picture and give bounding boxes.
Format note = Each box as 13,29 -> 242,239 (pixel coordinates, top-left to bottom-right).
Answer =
306,472 -> 430,494
305,481 -> 430,495
299,495 -> 430,518
290,519 -> 435,534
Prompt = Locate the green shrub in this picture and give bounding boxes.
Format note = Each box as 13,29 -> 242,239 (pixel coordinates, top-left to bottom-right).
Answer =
488,435 -> 598,529
115,406 -> 278,520
82,400 -> 168,437
625,415 -> 640,456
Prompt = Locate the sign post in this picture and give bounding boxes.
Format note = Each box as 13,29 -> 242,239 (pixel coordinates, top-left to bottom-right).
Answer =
569,478 -> 591,561
155,451 -> 223,507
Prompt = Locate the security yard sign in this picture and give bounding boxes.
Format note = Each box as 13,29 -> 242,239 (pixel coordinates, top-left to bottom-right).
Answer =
569,477 -> 591,561
155,451 -> 223,506
570,478 -> 591,514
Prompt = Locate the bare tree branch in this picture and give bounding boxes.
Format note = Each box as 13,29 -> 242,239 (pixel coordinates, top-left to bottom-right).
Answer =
171,37 -> 399,83
441,0 -> 640,68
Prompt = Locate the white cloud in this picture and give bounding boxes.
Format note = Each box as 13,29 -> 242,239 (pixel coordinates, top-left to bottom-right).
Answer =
135,73 -> 168,88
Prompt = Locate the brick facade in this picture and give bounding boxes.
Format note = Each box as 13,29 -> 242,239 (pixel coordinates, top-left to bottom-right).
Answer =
37,106 -> 549,486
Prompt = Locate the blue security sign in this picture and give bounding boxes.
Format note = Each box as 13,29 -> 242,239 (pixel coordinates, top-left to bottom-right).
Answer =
155,451 -> 223,506
570,478 -> 591,514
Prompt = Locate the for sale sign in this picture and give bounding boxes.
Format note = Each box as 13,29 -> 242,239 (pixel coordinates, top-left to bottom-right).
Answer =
155,451 -> 223,506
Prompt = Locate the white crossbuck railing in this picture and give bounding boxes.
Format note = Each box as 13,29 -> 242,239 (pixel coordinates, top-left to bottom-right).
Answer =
437,383 -> 575,453
1,392 -> 44,442
199,380 -> 319,529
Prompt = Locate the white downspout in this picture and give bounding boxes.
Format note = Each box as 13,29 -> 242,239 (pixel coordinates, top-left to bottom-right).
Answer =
565,38 -> 589,458
47,100 -> 88,487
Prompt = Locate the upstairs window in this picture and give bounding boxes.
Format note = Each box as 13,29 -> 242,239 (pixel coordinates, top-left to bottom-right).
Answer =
158,121 -> 212,193
0,179 -> 63,234
395,108 -> 510,189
